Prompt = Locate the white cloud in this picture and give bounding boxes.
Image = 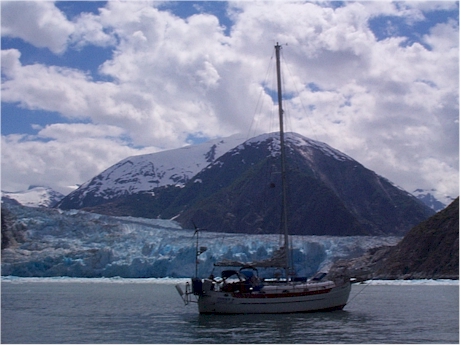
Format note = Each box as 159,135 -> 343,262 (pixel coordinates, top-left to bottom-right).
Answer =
2,49 -> 97,116
1,1 -> 458,202
70,11 -> 116,48
35,123 -> 127,142
1,127 -> 158,195
1,1 -> 74,54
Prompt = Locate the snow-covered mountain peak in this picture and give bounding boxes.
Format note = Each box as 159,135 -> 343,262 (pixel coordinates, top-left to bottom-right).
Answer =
56,132 -> 436,236
286,133 -> 353,162
413,188 -> 452,212
2,186 -> 65,208
75,132 -> 354,204
230,132 -> 353,162
61,134 -> 248,206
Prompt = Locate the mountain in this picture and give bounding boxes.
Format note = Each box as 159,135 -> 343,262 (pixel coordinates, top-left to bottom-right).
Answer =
56,134 -> 247,210
412,188 -> 451,212
57,132 -> 435,236
339,197 -> 459,280
1,202 -> 401,278
1,186 -> 65,208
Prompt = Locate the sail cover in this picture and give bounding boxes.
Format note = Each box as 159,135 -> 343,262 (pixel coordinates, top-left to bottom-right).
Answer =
214,247 -> 287,268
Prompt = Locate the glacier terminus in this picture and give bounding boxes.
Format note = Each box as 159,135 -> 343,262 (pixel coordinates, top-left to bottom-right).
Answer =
1,202 -> 400,279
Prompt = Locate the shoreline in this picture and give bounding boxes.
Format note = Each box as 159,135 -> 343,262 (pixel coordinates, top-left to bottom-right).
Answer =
1,275 -> 459,286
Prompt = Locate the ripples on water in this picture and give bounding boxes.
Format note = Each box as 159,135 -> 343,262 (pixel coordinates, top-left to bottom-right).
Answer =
1,277 -> 459,343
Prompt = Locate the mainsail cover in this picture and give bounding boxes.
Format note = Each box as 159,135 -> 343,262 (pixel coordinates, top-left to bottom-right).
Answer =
214,247 -> 287,268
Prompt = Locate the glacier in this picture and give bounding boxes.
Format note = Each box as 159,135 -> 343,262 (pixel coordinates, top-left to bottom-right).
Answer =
1,203 -> 401,278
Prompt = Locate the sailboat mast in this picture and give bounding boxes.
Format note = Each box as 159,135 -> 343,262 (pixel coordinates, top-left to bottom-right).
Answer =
275,43 -> 291,276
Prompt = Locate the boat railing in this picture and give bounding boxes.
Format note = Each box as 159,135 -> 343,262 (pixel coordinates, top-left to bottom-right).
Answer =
175,280 -> 199,305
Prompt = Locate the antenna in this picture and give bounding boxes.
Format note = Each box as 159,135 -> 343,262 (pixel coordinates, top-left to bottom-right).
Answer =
192,221 -> 207,278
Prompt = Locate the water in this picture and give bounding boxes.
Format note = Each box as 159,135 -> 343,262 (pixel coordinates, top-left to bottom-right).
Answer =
1,277 -> 458,343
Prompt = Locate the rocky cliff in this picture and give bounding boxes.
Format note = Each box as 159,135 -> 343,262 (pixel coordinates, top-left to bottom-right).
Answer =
341,197 -> 459,280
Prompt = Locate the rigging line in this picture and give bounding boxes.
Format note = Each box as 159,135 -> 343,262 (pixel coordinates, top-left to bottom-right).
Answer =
267,53 -> 277,135
280,48 -> 320,143
277,46 -> 296,270
279,48 -> 294,136
262,44 -> 278,136
279,49 -> 303,177
232,52 -> 277,253
347,279 -> 374,305
247,49 -> 276,140
289,235 -> 295,275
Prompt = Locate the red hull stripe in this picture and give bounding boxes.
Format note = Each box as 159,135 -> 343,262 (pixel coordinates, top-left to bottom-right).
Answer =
199,304 -> 347,315
231,288 -> 332,299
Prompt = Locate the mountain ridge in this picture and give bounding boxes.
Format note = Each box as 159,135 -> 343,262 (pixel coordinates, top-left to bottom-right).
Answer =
57,132 -> 434,236
56,134 -> 247,209
169,132 -> 433,236
1,186 -> 65,208
412,188 -> 452,212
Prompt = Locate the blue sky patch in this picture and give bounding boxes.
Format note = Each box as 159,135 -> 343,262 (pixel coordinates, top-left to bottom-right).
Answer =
1,103 -> 80,136
160,1 -> 233,36
368,7 -> 459,50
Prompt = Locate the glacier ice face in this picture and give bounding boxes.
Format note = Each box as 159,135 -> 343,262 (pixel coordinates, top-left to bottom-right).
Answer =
1,204 -> 401,278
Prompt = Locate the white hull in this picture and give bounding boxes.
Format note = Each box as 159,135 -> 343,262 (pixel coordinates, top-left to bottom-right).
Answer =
196,280 -> 351,314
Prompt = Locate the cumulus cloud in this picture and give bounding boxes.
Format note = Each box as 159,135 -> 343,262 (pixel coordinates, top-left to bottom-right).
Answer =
1,125 -> 158,195
2,49 -> 98,116
1,1 -> 74,54
70,11 -> 117,48
1,1 -> 458,201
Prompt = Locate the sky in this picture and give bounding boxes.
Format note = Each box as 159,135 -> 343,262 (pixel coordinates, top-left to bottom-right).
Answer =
1,1 -> 459,203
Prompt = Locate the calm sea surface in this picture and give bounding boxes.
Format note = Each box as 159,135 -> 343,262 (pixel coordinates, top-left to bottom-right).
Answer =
1,278 -> 458,344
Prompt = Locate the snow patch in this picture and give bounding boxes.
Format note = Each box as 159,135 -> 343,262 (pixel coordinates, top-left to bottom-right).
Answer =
2,186 -> 64,208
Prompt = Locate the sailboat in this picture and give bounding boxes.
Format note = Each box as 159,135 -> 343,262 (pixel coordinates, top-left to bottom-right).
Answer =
175,43 -> 351,314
